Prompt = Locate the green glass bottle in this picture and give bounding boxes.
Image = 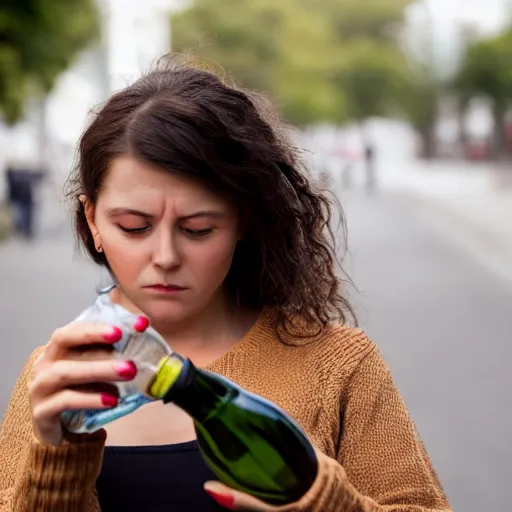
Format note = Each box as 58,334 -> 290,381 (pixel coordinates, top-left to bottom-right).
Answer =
147,354 -> 318,505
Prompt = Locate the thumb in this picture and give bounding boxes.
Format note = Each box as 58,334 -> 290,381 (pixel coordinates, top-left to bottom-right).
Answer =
204,481 -> 276,511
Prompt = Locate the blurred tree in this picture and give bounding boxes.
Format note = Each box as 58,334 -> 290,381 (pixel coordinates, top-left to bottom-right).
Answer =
172,0 -> 413,128
455,28 -> 512,157
0,0 -> 99,124
331,39 -> 409,189
333,40 -> 406,121
396,65 -> 440,159
318,0 -> 411,42
172,0 -> 347,126
327,0 -> 413,182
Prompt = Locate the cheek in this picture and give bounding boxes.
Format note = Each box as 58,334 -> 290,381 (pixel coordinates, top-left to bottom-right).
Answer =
187,235 -> 237,279
97,224 -> 147,280
107,245 -> 145,280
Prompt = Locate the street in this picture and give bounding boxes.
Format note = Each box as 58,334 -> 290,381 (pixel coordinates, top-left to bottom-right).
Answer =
341,190 -> 511,512
0,187 -> 510,512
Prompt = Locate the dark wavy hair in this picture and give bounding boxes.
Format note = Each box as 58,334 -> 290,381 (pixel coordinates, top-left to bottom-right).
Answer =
66,56 -> 356,336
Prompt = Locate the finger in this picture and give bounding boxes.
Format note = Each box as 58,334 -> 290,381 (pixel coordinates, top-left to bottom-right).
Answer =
45,323 -> 124,360
36,345 -> 115,372
73,382 -> 120,396
30,359 -> 138,398
32,388 -> 120,427
45,315 -> 150,361
133,316 -> 150,332
68,344 -> 115,362
204,481 -> 276,512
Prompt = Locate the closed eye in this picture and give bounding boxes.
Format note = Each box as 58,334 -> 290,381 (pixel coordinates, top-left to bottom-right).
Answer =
182,228 -> 212,237
118,225 -> 150,234
117,225 -> 212,237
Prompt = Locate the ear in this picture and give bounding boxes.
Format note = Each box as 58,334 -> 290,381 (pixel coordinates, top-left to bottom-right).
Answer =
80,194 -> 102,253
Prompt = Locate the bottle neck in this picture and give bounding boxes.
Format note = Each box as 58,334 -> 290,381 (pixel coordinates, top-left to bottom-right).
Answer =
162,357 -> 232,422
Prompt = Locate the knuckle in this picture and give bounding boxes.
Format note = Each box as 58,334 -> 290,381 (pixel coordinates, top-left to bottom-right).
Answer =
32,358 -> 43,374
28,371 -> 47,398
33,350 -> 45,367
59,389 -> 76,411
32,355 -> 48,375
49,326 -> 67,346
50,362 -> 69,388
30,361 -> 69,396
31,403 -> 46,423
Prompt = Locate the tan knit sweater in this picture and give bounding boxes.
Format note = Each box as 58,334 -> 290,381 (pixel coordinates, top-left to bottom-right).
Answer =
0,314 -> 451,511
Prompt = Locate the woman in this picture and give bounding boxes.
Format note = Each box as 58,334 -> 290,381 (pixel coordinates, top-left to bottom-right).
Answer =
0,59 -> 451,512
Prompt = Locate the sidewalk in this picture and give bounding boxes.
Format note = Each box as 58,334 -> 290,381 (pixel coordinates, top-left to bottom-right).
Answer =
377,160 -> 512,285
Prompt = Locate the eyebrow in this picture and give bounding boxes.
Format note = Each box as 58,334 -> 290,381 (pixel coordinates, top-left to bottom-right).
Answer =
107,208 -> 227,220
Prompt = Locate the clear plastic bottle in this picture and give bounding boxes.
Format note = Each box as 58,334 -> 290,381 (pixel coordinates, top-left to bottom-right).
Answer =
60,288 -> 172,434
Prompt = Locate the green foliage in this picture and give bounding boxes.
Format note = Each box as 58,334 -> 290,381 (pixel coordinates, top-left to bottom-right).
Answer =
453,27 -> 512,155
172,0 -> 280,91
172,0 -> 412,126
455,28 -> 512,108
316,0 -> 410,41
0,0 -> 99,124
390,58 -> 439,133
333,39 -> 408,121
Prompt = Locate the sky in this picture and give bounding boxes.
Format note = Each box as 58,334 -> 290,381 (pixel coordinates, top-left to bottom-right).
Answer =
426,0 -> 510,33
404,0 -> 511,78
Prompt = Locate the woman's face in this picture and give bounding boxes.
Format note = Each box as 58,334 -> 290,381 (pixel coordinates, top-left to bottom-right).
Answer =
85,156 -> 240,327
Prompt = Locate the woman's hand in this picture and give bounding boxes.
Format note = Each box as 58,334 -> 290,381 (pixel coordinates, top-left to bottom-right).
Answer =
29,320 -> 146,446
204,481 -> 281,511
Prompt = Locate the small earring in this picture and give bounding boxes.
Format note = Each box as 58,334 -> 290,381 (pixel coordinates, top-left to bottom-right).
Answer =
96,243 -> 103,253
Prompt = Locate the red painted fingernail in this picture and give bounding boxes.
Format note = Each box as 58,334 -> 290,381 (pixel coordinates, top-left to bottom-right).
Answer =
134,316 -> 149,333
103,326 -> 123,343
116,360 -> 137,380
101,393 -> 118,407
205,489 -> 235,510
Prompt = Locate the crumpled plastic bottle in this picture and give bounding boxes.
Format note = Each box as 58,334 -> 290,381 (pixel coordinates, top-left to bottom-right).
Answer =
60,287 -> 172,434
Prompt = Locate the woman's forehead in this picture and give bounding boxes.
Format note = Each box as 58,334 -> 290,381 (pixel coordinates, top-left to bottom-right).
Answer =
98,156 -> 232,212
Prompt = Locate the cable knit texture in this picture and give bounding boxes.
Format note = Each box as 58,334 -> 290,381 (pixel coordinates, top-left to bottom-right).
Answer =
0,313 -> 451,511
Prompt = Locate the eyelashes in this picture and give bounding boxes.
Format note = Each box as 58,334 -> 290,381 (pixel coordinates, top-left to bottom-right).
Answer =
118,225 -> 150,234
183,228 -> 213,237
117,225 -> 213,238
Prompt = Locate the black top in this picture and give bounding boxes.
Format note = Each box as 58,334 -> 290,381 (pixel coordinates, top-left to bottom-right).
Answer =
96,441 -> 224,511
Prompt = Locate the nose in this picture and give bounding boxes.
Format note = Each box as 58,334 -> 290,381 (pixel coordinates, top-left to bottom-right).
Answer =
151,228 -> 181,270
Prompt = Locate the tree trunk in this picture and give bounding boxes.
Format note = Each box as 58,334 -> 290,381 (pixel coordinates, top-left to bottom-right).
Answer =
418,124 -> 436,160
492,104 -> 508,160
457,99 -> 469,158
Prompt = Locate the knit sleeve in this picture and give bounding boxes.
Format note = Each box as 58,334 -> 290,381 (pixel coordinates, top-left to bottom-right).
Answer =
0,348 -> 103,512
273,344 -> 452,512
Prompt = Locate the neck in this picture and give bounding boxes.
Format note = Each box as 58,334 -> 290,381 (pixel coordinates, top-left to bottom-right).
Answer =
156,293 -> 236,351
113,287 -> 260,365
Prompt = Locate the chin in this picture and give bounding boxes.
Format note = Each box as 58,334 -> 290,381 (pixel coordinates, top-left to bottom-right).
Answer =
139,300 -> 193,327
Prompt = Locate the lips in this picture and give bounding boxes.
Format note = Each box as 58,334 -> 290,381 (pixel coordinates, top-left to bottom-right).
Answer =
145,284 -> 187,292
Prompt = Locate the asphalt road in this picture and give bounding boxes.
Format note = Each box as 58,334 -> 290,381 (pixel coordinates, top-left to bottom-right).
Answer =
0,189 -> 510,512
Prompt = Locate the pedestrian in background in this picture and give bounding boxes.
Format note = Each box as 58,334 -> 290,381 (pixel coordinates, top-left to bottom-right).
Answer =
5,166 -> 45,240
